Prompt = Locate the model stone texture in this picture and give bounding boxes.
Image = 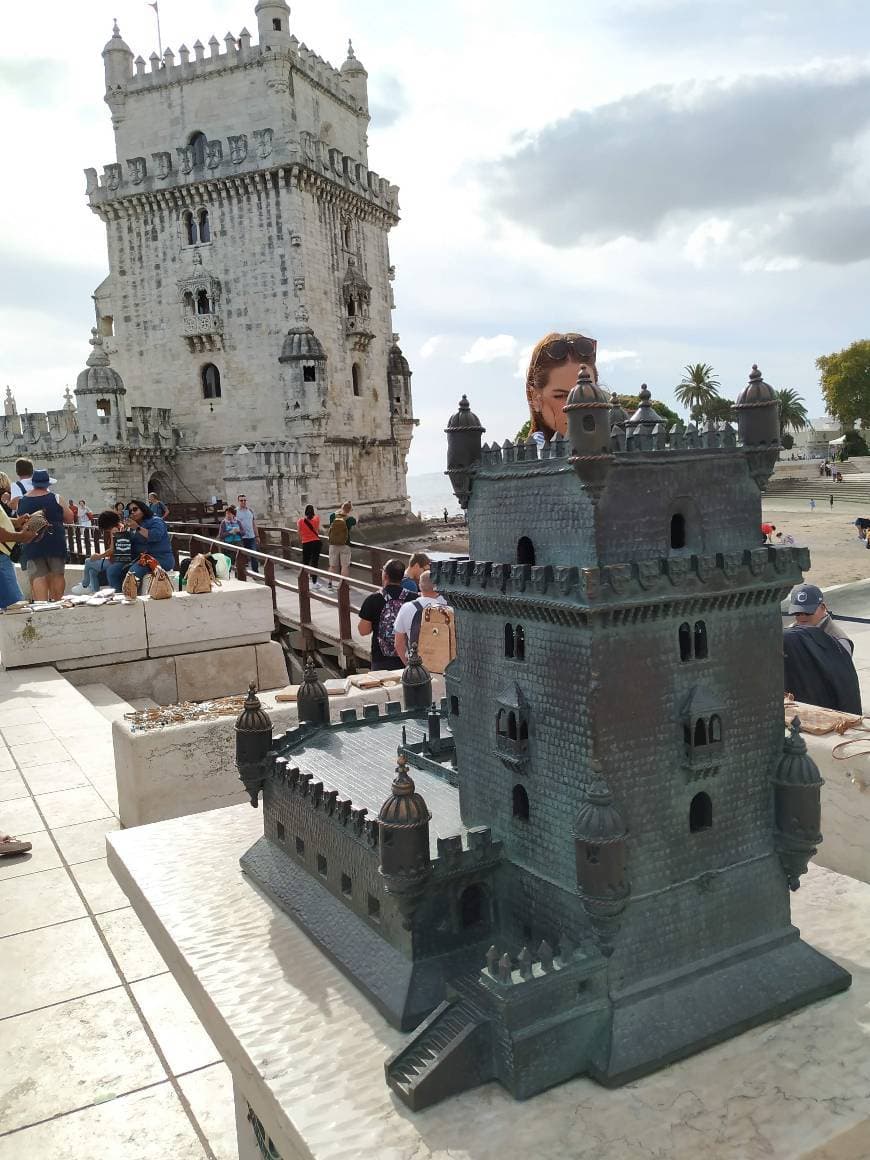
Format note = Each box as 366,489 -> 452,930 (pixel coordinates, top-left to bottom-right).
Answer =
238,362 -> 850,1111
4,2 -> 415,519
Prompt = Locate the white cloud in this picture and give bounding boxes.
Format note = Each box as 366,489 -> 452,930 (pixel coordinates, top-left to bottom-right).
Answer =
461,334 -> 517,364
418,335 -> 444,360
514,344 -> 534,380
598,348 -> 640,365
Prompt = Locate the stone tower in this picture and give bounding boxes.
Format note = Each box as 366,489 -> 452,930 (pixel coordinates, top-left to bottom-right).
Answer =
84,5 -> 415,521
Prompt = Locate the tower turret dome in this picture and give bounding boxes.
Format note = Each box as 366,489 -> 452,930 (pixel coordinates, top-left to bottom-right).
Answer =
734,364 -> 780,447
75,329 -> 126,397
278,326 -> 326,362
564,368 -> 611,459
378,754 -> 431,827
378,753 -> 432,924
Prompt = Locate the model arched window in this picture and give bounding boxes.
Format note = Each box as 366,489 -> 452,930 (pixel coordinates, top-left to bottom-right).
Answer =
351,364 -> 361,397
693,718 -> 707,747
670,513 -> 686,550
515,625 -> 525,661
517,536 -> 535,566
689,792 -> 713,833
198,208 -> 211,243
459,884 -> 485,928
512,783 -> 530,821
504,623 -> 514,658
201,364 -> 221,399
507,711 -> 517,741
694,621 -> 708,659
190,131 -> 207,169
679,622 -> 692,662
709,714 -> 722,743
183,211 -> 197,246
196,289 -> 211,315
496,709 -> 506,736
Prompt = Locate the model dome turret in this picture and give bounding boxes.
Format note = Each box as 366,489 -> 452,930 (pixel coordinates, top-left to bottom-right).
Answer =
564,368 -> 611,457
297,656 -> 330,725
734,364 -> 780,447
445,395 -> 485,508
377,753 -> 432,923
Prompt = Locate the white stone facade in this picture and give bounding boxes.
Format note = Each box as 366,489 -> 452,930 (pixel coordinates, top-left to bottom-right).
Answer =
13,1 -> 415,521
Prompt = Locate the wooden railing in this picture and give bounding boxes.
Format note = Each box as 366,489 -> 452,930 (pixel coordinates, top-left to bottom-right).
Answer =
169,531 -> 382,672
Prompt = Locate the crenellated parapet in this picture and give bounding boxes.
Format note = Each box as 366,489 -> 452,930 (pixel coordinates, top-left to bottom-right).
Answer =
271,757 -> 382,853
85,127 -> 398,221
431,543 -> 808,618
431,826 -> 502,881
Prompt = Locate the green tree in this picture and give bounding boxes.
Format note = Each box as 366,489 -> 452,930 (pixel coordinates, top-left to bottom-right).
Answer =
843,429 -> 868,457
675,363 -> 720,415
817,340 -> 870,425
515,417 -> 531,442
774,388 -> 809,432
691,397 -> 735,424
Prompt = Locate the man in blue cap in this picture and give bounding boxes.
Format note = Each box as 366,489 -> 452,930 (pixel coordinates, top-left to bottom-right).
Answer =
783,583 -> 860,712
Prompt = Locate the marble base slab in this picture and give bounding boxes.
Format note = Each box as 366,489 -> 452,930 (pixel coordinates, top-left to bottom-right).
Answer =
0,601 -> 147,670
807,731 -> 870,885
144,580 -> 273,657
107,806 -> 870,1160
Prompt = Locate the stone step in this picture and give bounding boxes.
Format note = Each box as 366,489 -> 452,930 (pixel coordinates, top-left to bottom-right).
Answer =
76,682 -> 137,723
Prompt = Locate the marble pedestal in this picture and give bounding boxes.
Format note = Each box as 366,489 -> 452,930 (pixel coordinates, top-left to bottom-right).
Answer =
807,730 -> 870,885
108,806 -> 870,1160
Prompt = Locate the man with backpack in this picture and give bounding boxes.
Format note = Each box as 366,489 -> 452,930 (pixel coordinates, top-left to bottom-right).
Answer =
327,501 -> 356,587
393,571 -> 456,673
8,458 -> 34,513
357,558 -> 410,671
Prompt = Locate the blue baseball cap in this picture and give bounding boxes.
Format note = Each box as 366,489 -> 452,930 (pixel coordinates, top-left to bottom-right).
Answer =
788,583 -> 824,614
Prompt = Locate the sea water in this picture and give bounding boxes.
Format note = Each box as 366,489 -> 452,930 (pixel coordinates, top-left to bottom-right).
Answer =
407,473 -> 463,519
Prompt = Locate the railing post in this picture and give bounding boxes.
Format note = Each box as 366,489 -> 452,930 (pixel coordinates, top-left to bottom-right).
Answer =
337,579 -> 357,673
264,557 -> 277,611
280,529 -> 292,560
172,537 -> 180,570
236,546 -> 247,582
298,566 -> 315,651
369,546 -> 383,585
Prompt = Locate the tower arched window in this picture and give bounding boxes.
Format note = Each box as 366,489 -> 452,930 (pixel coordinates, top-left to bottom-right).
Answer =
512,784 -> 530,821
504,624 -> 514,658
347,296 -> 356,318
670,513 -> 686,550
693,718 -> 707,747
198,208 -> 211,243
459,884 -> 485,929
96,398 -> 111,418
351,364 -> 361,397
343,222 -> 352,249
690,792 -> 713,833
517,536 -> 535,566
190,131 -> 207,169
679,622 -> 691,662
183,211 -> 197,246
496,709 -> 506,736
182,291 -> 195,315
694,621 -> 708,659
507,711 -> 518,741
303,364 -> 316,383
515,625 -> 525,662
709,714 -> 722,743
201,364 -> 221,400
196,289 -> 211,315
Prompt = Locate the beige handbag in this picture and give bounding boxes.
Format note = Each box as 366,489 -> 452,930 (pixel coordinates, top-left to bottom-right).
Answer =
121,571 -> 139,599
186,553 -> 216,594
147,567 -> 174,600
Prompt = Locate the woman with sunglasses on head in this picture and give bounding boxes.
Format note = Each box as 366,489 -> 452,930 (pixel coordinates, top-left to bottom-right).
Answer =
525,332 -> 598,446
105,498 -> 175,592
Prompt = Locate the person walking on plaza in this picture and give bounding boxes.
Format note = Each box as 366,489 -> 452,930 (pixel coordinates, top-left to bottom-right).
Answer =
218,505 -> 243,548
328,501 -> 356,587
18,469 -> 73,602
443,507 -> 449,524
297,504 -> 322,584
809,498 -> 816,511
106,498 -> 174,592
401,552 -> 431,594
357,558 -> 410,671
236,494 -> 259,575
830,494 -> 834,508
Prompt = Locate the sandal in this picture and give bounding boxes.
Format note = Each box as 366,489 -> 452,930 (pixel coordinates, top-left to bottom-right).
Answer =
0,834 -> 32,857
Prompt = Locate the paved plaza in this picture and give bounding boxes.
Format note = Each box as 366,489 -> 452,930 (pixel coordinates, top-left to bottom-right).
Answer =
0,666 -> 235,1159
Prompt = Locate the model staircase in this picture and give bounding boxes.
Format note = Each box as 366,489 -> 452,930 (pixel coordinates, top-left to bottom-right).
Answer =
385,998 -> 492,1111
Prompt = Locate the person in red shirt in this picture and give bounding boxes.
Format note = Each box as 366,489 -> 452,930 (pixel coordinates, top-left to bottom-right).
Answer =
297,504 -> 322,584
761,522 -> 775,543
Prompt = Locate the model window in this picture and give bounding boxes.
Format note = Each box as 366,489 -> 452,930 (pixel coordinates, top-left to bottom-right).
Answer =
694,621 -> 708,659
679,622 -> 691,662
586,845 -> 600,864
496,709 -> 506,736
341,873 -> 352,897
295,836 -> 304,855
201,363 -> 221,399
450,695 -> 460,716
303,364 -> 316,383
190,131 -> 207,169
504,623 -> 514,658
459,884 -> 485,928
275,822 -> 285,841
198,208 -> 211,243
351,364 -> 361,397
670,513 -> 686,550
512,783 -> 530,821
709,714 -> 722,743
515,625 -> 525,661
517,536 -> 535,566
317,853 -> 327,877
689,792 -> 713,832
367,893 -> 381,921
507,711 -> 518,741
693,718 -> 707,747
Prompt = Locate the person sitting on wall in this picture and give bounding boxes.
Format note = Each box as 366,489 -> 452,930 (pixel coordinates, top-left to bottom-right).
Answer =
106,499 -> 175,592
525,331 -> 598,447
72,509 -> 123,594
783,583 -> 861,713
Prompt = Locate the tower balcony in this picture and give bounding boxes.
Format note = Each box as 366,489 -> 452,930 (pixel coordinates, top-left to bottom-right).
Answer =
182,313 -> 224,353
345,316 -> 374,352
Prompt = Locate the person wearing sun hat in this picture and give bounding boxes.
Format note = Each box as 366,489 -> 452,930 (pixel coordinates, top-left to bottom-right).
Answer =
783,582 -> 860,713
17,468 -> 73,602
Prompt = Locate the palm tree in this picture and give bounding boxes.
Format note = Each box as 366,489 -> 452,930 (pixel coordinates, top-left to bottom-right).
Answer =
774,388 -> 809,432
675,363 -> 721,416
691,397 -> 734,424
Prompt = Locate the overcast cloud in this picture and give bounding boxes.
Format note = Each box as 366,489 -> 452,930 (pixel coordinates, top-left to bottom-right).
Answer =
2,0 -> 870,475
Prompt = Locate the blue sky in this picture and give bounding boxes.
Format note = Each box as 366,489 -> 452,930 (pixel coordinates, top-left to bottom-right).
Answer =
3,0 -> 870,473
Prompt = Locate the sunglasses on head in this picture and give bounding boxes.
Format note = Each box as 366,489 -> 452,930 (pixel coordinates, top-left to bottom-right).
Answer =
539,336 -> 597,363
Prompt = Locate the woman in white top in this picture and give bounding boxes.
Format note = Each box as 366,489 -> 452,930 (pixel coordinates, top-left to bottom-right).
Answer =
77,500 -> 91,527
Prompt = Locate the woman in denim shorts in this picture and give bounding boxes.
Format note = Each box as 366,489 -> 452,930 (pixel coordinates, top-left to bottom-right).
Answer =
18,469 -> 73,602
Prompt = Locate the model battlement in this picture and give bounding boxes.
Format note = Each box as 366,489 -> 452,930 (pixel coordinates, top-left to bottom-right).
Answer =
271,758 -> 380,850
85,130 -> 398,217
431,544 -> 808,608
